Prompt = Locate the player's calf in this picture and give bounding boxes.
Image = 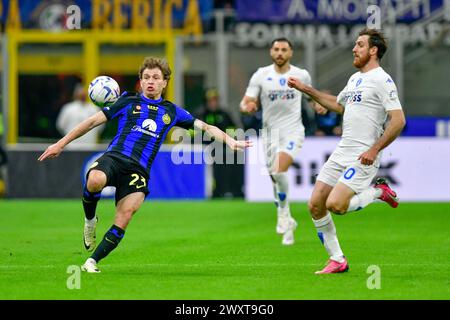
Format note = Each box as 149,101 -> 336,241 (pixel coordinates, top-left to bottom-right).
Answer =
90,225 -> 125,264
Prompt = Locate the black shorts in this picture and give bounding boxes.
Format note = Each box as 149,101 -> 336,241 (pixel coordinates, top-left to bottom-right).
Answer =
86,152 -> 149,204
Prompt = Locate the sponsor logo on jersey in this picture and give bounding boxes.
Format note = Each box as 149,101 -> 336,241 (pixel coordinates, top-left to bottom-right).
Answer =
142,119 -> 157,132
343,90 -> 363,103
162,113 -> 171,124
131,119 -> 159,138
268,89 -> 296,101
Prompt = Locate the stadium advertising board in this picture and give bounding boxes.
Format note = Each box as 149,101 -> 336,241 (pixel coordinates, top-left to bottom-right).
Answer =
0,0 -> 211,34
236,0 -> 446,23
234,0 -> 450,48
245,137 -> 450,202
7,149 -> 206,199
234,22 -> 450,48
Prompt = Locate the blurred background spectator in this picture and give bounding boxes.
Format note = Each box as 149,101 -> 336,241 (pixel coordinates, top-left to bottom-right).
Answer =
195,88 -> 243,198
56,84 -> 105,145
311,90 -> 342,137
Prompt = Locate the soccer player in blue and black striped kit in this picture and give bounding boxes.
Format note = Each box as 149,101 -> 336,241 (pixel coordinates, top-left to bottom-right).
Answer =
38,57 -> 251,272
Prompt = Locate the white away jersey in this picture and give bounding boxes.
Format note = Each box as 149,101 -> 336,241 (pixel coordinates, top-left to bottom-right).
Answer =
245,64 -> 311,134
336,67 -> 402,151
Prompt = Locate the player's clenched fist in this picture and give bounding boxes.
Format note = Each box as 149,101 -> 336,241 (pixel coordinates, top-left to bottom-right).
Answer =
287,76 -> 307,92
240,101 -> 258,114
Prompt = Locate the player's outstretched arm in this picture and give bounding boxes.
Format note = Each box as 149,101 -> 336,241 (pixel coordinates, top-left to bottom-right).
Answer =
287,77 -> 344,114
358,109 -> 406,165
239,96 -> 259,115
309,100 -> 328,115
193,119 -> 252,151
38,111 -> 107,162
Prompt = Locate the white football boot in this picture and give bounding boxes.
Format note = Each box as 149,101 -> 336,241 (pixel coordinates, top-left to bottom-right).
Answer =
83,216 -> 97,252
81,258 -> 101,273
276,208 -> 290,234
282,217 -> 298,246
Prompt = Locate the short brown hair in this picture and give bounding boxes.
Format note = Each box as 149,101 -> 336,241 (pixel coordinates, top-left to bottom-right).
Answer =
359,28 -> 387,60
271,37 -> 293,49
138,57 -> 172,80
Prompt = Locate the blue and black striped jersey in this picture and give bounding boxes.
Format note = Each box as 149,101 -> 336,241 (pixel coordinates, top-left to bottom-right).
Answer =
102,92 -> 195,175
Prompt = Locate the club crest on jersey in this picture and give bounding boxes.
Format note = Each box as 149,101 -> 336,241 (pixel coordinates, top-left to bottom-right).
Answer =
279,78 -> 286,86
162,113 -> 171,125
356,78 -> 363,87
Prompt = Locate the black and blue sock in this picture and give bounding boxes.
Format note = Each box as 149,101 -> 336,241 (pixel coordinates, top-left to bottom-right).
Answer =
82,185 -> 101,220
91,225 -> 125,263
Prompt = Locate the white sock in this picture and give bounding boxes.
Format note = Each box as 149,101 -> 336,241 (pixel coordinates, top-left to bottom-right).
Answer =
347,187 -> 382,213
272,172 -> 289,209
312,213 -> 345,263
272,183 -> 279,209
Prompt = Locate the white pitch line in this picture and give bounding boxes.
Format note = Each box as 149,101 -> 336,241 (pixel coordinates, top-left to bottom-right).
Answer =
0,262 -> 447,269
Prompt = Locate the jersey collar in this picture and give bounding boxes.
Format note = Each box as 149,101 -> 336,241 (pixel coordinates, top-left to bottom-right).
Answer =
140,94 -> 163,104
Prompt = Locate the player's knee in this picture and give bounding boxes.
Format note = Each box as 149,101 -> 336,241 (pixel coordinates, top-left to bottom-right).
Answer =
86,171 -> 106,192
308,200 -> 323,219
326,199 -> 347,215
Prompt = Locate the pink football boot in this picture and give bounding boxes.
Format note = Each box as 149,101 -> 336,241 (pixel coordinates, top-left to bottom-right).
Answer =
315,258 -> 349,274
374,178 -> 399,208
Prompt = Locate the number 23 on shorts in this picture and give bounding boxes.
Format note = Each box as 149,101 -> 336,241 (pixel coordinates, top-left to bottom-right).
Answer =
129,173 -> 146,189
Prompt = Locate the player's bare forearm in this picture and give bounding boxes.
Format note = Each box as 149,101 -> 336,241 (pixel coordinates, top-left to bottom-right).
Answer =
287,77 -> 344,114
300,86 -> 343,114
372,110 -> 406,152
38,112 -> 107,161
359,110 -> 406,165
59,112 -> 106,147
193,119 -> 252,151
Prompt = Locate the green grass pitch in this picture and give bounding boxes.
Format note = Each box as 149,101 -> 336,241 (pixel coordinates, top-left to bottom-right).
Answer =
0,200 -> 449,299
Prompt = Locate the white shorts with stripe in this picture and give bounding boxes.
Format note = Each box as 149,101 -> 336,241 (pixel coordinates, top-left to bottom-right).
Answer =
261,129 -> 305,171
316,147 -> 380,194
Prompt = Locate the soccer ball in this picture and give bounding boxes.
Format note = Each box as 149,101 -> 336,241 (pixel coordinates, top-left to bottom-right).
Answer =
88,76 -> 120,107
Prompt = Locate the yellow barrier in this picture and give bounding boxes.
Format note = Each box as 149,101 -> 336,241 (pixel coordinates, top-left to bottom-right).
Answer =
6,30 -> 178,143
